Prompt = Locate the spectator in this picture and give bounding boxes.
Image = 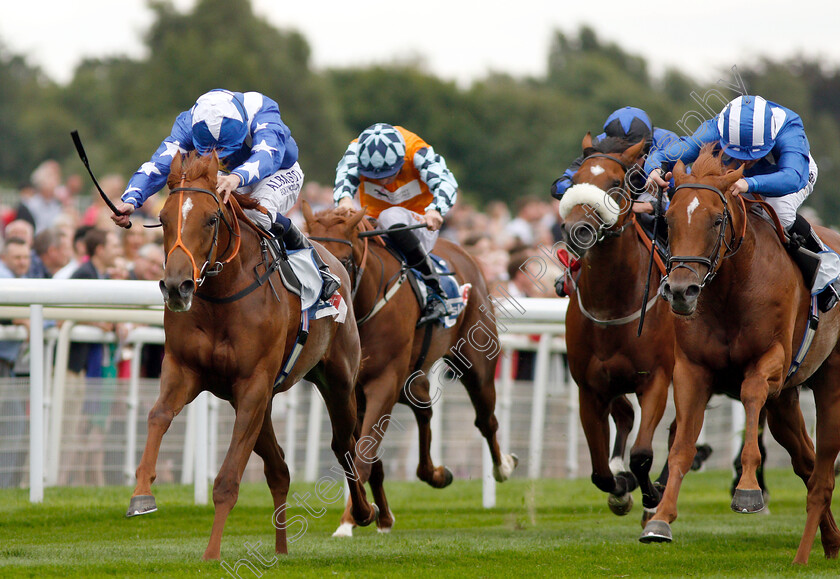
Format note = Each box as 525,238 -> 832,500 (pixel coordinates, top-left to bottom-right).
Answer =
53,225 -> 94,280
30,226 -> 73,279
20,160 -> 65,234
120,223 -> 149,263
4,219 -> 34,249
132,243 -> 165,282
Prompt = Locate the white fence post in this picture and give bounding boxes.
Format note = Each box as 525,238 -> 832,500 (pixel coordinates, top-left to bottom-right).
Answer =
194,392 -> 209,505
29,305 -> 45,503
304,383 -> 323,482
527,333 -> 552,479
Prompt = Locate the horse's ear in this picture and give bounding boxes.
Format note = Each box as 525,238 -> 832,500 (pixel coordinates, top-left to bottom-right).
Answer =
722,163 -> 745,189
168,153 -> 183,188
208,152 -> 220,180
301,199 -> 315,224
581,132 -> 593,151
346,206 -> 368,231
620,139 -> 646,166
672,160 -> 687,183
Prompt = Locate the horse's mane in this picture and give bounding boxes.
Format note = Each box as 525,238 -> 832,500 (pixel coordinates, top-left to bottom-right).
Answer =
689,144 -> 729,179
165,151 -> 261,211
313,206 -> 373,233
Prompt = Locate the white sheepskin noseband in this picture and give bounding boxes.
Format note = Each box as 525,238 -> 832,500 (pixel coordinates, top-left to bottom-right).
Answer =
558,183 -> 620,227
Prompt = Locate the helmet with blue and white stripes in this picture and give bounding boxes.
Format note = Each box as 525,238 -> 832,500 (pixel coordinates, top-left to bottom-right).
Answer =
717,95 -> 785,161
357,123 -> 406,179
191,89 -> 248,158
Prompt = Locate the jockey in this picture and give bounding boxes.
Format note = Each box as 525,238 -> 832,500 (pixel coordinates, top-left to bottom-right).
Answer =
333,123 -> 459,326
646,95 -> 840,312
112,88 -> 340,301
551,106 -> 680,212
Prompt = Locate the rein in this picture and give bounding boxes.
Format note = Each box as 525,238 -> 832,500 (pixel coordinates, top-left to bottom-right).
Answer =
666,183 -> 747,288
166,182 -> 241,286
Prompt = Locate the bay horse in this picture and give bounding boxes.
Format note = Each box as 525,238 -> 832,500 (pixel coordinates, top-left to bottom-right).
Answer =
126,151 -> 377,560
641,146 -> 840,564
558,134 -> 676,520
303,202 -> 518,536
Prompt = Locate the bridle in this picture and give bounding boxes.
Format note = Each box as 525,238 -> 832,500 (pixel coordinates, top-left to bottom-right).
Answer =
308,231 -> 370,301
165,180 -> 241,286
666,183 -> 747,288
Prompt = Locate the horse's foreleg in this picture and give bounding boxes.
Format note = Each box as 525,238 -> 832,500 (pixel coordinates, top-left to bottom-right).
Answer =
405,374 -> 453,488
795,364 -> 840,564
579,387 -> 637,516
452,353 -> 518,483
252,402 -> 291,555
333,383 -> 398,537
630,369 -> 669,515
204,384 -> 271,561
641,358 -> 711,543
128,364 -> 200,515
313,372 -> 377,529
732,349 -> 784,514
610,395 -> 635,473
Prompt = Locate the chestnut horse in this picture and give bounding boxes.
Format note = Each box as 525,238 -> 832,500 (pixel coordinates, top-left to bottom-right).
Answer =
303,202 -> 518,536
641,147 -> 840,564
126,152 -> 376,560
558,135 -> 675,519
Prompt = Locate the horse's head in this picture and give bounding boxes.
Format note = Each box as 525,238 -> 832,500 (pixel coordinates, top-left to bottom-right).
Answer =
558,133 -> 646,257
661,146 -> 745,315
302,201 -> 369,284
158,151 -> 238,312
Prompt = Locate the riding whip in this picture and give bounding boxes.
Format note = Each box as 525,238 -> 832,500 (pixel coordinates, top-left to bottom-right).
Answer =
636,168 -> 666,337
71,130 -> 132,228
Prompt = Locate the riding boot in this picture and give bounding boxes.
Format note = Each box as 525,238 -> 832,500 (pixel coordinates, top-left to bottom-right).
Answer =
278,221 -> 341,302
786,214 -> 840,313
387,224 -> 451,326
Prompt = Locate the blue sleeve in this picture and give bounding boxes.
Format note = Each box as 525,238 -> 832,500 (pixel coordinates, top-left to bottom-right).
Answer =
231,96 -> 297,186
645,119 -> 719,175
744,124 -> 810,197
122,112 -> 192,208
551,156 -> 584,199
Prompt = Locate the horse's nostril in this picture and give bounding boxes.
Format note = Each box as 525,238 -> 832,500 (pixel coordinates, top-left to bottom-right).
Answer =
179,280 -> 195,298
661,283 -> 672,298
684,284 -> 701,300
569,223 -> 596,250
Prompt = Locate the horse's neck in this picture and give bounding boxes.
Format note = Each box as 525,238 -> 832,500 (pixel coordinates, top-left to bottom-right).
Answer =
354,244 -> 402,312
577,228 -> 651,303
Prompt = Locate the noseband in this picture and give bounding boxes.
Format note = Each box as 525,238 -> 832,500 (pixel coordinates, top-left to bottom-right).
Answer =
666,183 -> 746,288
576,153 -> 634,242
166,184 -> 241,286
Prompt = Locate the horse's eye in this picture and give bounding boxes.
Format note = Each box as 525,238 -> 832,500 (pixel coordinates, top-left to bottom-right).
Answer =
713,215 -> 724,227
208,216 -> 218,227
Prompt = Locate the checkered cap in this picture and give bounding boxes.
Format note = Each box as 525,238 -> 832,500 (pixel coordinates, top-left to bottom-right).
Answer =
357,123 -> 406,179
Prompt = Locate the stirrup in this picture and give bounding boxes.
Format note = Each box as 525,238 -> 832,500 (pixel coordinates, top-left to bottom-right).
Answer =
417,295 -> 450,327
818,282 -> 840,313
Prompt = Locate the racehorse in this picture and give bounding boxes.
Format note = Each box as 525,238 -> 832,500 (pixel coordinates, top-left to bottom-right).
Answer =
558,134 -> 676,520
303,202 -> 518,536
641,146 -> 840,564
126,151 -> 377,560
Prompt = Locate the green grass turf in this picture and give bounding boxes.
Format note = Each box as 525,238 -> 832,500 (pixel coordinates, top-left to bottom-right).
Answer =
0,469 -> 838,577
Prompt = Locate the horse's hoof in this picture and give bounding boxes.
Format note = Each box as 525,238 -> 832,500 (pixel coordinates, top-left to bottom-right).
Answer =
731,489 -> 766,513
641,507 -> 657,528
332,522 -> 354,538
376,508 -> 395,533
442,466 -> 454,487
493,454 -> 518,482
608,492 -> 633,516
356,503 -> 379,527
126,495 -> 157,517
640,520 -> 672,543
